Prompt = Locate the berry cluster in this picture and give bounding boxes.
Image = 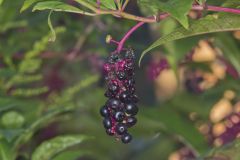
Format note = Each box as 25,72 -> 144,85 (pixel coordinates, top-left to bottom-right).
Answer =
100,48 -> 138,144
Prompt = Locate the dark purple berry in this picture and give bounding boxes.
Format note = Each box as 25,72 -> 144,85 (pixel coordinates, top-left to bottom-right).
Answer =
120,91 -> 130,103
108,82 -> 118,93
103,118 -> 112,129
126,117 -> 137,127
108,54 -> 119,63
124,60 -> 134,71
121,133 -> 132,144
125,103 -> 138,116
100,106 -> 109,117
131,94 -> 139,103
106,129 -> 114,136
125,49 -> 135,59
104,90 -> 113,98
101,48 -> 138,143
128,86 -> 136,94
117,71 -> 127,80
107,98 -> 120,110
116,123 -> 127,135
124,79 -> 135,87
114,111 -> 125,122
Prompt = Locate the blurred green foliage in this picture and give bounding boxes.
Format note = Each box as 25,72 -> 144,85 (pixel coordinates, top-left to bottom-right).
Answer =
0,0 -> 240,160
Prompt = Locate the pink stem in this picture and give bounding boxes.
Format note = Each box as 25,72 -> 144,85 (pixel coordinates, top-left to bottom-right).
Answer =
117,21 -> 145,53
192,5 -> 240,14
110,39 -> 120,45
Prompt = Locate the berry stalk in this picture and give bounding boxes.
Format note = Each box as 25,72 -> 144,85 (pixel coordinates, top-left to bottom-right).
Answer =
117,21 -> 145,53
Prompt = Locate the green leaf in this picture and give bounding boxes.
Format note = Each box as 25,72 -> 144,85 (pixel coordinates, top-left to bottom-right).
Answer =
21,0 -> 44,13
0,0 -> 4,5
138,0 -> 194,28
13,106 -> 75,149
139,14 -> 240,66
32,1 -> 95,16
202,139 -> 240,160
214,33 -> 240,73
143,106 -> 209,154
196,0 -> 206,5
101,0 -> 116,10
0,140 -> 14,160
52,150 -> 91,160
31,135 -> 93,160
0,129 -> 24,142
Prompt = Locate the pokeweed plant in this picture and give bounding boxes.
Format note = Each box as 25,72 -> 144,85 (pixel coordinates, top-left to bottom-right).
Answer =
0,0 -> 240,159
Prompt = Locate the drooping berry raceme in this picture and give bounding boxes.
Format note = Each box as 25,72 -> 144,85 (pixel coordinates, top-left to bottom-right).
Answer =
100,48 -> 138,144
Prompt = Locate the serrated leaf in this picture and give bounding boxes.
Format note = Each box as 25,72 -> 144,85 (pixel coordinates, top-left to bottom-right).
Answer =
31,135 -> 93,160
138,0 -> 194,28
139,14 -> 240,66
32,1 -> 95,16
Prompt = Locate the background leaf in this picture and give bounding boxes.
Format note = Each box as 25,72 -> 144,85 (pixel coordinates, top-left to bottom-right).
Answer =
31,135 -> 93,160
32,1 -> 94,15
139,14 -> 240,66
138,0 -> 194,28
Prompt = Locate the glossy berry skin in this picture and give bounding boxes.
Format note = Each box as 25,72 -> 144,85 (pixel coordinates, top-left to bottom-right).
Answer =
121,133 -> 132,144
106,129 -> 114,136
119,91 -> 130,103
126,117 -> 137,127
107,98 -> 120,110
125,103 -> 138,116
117,71 -> 126,80
116,123 -> 127,135
100,106 -> 109,117
100,48 -> 138,144
108,83 -> 119,93
103,118 -> 112,129
114,111 -> 125,122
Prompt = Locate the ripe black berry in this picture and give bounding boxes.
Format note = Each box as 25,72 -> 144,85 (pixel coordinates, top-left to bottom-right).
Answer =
119,91 -> 130,103
107,98 -> 120,110
100,106 -> 109,117
106,129 -> 114,136
117,71 -> 127,80
125,103 -> 138,115
116,123 -> 127,135
108,82 -> 119,93
100,48 -> 138,144
114,111 -> 125,122
103,118 -> 112,129
126,117 -> 137,127
121,133 -> 132,144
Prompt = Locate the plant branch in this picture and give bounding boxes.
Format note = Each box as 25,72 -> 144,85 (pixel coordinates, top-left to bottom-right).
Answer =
95,4 -> 240,23
192,5 -> 240,14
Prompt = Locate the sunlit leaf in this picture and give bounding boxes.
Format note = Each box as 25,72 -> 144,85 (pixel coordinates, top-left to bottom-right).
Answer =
32,1 -> 95,16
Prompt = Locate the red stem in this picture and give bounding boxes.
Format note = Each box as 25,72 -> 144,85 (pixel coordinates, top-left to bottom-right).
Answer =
192,5 -> 240,14
117,21 -> 145,53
